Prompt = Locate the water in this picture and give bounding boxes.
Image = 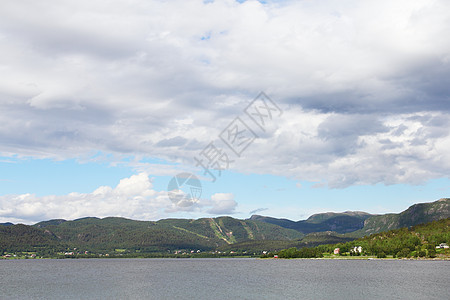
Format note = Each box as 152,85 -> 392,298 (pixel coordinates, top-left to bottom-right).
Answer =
1,258 -> 449,299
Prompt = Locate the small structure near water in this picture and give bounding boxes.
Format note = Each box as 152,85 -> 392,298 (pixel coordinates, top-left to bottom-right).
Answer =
350,246 -> 363,254
436,243 -> 449,249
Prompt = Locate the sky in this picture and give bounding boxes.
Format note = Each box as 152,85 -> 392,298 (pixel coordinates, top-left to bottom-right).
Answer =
0,0 -> 449,224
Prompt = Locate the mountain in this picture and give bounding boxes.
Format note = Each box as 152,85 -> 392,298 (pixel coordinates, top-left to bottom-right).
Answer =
0,224 -> 61,252
0,222 -> 14,226
274,217 -> 450,259
1,216 -> 305,254
310,217 -> 450,258
2,198 -> 449,256
251,198 -> 450,237
35,219 -> 67,228
351,198 -> 450,236
218,231 -> 354,253
250,211 -> 373,234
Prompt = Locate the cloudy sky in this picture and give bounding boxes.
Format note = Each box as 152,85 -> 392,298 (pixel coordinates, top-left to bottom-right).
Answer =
1,0 -> 449,224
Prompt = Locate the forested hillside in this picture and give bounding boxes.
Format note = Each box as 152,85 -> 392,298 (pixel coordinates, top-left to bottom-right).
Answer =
1,216 -> 304,256
2,198 -> 449,258
324,217 -> 450,258
352,198 -> 450,236
250,211 -> 372,234
252,198 -> 450,237
272,218 -> 450,259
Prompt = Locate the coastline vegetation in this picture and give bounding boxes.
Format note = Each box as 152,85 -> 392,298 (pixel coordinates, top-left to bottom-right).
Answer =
262,218 -> 450,259
2,217 -> 449,260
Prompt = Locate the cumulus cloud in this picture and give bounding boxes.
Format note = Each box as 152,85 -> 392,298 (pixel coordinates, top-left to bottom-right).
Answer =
0,0 -> 449,189
0,173 -> 237,224
207,193 -> 237,214
0,173 -> 166,223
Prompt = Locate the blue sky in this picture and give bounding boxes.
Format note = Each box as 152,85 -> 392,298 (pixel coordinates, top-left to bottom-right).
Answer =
1,154 -> 448,223
0,0 -> 449,224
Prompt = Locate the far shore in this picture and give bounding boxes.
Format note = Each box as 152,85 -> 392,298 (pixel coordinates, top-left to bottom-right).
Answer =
2,255 -> 450,261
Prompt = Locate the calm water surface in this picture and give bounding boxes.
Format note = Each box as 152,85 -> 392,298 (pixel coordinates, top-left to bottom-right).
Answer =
1,258 -> 449,299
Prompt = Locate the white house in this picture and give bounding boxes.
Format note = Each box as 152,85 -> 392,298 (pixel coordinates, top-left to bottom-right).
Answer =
350,246 -> 363,253
357,246 -> 363,253
436,243 -> 449,249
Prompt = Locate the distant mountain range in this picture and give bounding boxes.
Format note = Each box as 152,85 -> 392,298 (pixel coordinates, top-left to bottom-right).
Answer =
1,216 -> 305,254
1,198 -> 449,254
251,198 -> 450,237
352,198 -> 450,236
249,211 -> 372,234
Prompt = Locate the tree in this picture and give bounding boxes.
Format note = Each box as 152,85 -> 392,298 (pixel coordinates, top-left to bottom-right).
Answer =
417,250 -> 426,257
396,248 -> 411,258
427,248 -> 436,258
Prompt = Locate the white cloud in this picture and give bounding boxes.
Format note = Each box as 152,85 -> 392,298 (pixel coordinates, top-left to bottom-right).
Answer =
208,193 -> 237,214
234,108 -> 450,188
0,0 -> 449,189
0,173 -> 167,223
0,173 -> 237,224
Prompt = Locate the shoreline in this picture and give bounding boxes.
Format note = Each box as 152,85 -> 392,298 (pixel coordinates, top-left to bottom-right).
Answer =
2,256 -> 449,261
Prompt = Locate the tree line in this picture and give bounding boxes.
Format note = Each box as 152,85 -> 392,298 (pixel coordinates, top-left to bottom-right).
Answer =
265,218 -> 450,259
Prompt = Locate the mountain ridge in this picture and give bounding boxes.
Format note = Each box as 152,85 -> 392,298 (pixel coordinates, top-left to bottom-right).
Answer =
352,198 -> 450,236
249,210 -> 373,234
251,198 -> 450,237
1,198 -> 449,255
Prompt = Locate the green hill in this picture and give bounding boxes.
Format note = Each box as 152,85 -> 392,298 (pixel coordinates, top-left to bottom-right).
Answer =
316,217 -> 450,258
34,219 -> 67,228
2,198 -> 449,257
1,216 -> 304,255
250,211 -> 373,234
272,217 -> 450,259
218,231 -> 354,253
0,224 -> 62,254
351,198 -> 450,237
251,198 -> 450,236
